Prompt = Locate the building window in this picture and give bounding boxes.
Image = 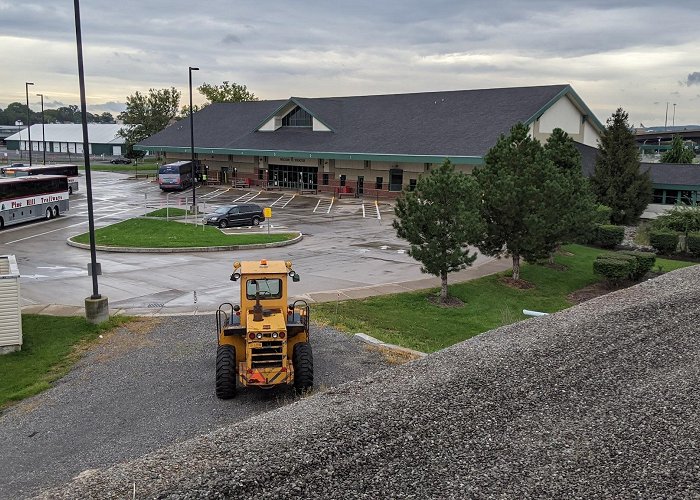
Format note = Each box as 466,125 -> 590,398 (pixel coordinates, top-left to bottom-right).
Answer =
339,175 -> 346,187
322,173 -> 329,185
409,179 -> 417,191
282,106 -> 312,127
376,177 -> 383,189
652,189 -> 664,204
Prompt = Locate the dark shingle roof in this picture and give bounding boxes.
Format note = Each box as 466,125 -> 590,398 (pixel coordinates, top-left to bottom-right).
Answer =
641,162 -> 700,187
140,85 -> 577,157
578,147 -> 700,188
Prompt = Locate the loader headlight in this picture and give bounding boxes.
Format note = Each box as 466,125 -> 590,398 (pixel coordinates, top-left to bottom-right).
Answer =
255,333 -> 263,339
272,332 -> 278,338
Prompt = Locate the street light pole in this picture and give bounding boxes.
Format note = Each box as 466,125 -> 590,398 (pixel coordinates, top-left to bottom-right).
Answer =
673,103 -> 677,128
37,93 -> 46,164
25,82 -> 34,165
189,66 -> 199,215
73,0 -> 108,323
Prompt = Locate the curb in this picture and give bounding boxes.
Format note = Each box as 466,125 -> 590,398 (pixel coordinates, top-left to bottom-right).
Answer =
354,332 -> 427,358
65,232 -> 303,253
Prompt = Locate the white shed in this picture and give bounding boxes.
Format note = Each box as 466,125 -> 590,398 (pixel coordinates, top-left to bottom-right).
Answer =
0,255 -> 22,354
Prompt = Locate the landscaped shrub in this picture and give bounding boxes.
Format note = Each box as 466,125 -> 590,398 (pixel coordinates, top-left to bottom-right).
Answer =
649,230 -> 680,255
687,232 -> 700,257
594,224 -> 624,249
651,206 -> 700,235
619,250 -> 656,279
593,257 -> 634,285
594,204 -> 613,225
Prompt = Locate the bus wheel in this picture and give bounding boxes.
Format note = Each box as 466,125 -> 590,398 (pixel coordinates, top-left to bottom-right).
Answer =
53,206 -> 60,218
45,208 -> 53,220
218,220 -> 228,228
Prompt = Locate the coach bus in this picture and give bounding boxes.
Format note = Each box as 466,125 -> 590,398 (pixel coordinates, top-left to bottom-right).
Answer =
0,175 -> 69,230
1,164 -> 80,195
158,161 -> 193,191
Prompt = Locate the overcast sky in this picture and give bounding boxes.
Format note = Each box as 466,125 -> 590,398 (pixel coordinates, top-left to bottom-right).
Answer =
2,0 -> 699,127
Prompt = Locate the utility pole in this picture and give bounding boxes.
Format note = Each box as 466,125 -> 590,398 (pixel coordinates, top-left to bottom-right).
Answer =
665,102 -> 669,130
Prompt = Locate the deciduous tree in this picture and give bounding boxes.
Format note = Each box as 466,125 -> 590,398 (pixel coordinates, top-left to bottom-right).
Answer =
118,87 -> 181,158
590,108 -> 652,225
393,160 -> 483,303
198,81 -> 258,103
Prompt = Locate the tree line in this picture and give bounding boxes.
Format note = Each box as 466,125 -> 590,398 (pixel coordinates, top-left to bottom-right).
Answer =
394,108 -> 653,303
0,103 -> 115,126
117,81 -> 257,158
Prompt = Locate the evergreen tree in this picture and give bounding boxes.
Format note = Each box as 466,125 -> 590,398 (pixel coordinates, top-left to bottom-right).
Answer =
660,134 -> 695,163
590,108 -> 652,225
393,160 -> 483,303
474,123 -> 569,280
543,128 -> 598,247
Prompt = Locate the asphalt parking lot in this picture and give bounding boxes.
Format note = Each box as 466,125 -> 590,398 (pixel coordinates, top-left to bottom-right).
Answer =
1,171 -> 495,314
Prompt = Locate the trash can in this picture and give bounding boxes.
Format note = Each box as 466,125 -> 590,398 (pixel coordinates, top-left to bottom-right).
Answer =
0,255 -> 22,354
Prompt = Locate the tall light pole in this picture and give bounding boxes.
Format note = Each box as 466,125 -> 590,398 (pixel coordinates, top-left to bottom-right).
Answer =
25,82 -> 34,165
673,103 -> 677,128
189,66 -> 199,214
73,0 -> 108,323
36,93 -> 46,164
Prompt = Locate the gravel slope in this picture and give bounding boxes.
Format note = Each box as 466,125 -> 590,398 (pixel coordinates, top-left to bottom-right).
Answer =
0,317 -> 390,499
40,265 -> 700,499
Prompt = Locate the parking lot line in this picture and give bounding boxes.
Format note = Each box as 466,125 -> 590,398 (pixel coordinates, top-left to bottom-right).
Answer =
281,194 -> 296,208
270,194 -> 286,207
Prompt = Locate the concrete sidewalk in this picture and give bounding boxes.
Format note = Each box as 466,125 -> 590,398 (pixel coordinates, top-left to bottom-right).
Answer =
21,258 -> 512,317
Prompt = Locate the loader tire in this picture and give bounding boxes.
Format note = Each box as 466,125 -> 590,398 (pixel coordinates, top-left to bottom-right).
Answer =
293,342 -> 313,394
216,345 -> 237,399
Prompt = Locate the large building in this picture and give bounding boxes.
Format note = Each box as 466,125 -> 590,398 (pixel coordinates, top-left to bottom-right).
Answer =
5,124 -> 125,157
137,84 -> 604,197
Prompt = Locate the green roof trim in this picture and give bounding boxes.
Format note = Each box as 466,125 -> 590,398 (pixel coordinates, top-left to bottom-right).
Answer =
524,85 -> 606,134
133,145 -> 484,165
652,183 -> 700,190
252,97 -> 335,133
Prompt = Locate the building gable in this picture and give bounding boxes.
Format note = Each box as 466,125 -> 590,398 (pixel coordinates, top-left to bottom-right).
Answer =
256,98 -> 334,133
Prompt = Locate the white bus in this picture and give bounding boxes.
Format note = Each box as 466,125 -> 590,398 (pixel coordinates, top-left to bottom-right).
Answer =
1,164 -> 80,195
0,175 -> 70,230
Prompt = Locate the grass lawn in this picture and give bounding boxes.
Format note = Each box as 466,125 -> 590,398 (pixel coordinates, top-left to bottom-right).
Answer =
71,218 -> 297,248
145,208 -> 192,217
80,164 -> 158,174
0,315 -> 129,409
313,244 -> 697,353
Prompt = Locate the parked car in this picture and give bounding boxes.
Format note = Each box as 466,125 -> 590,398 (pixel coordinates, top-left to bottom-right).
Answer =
110,157 -> 132,164
203,204 -> 265,228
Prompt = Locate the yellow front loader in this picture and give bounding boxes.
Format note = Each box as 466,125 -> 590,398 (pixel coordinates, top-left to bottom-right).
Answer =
215,260 -> 312,398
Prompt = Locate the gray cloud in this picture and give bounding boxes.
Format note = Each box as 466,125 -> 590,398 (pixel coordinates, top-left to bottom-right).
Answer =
687,72 -> 700,86
4,0 -> 700,126
222,34 -> 241,44
92,101 -> 126,113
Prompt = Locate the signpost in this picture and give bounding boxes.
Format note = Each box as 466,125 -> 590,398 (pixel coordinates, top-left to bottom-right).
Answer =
264,207 -> 272,235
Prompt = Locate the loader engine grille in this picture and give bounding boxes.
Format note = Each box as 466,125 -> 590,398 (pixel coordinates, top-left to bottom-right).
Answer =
251,340 -> 284,368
